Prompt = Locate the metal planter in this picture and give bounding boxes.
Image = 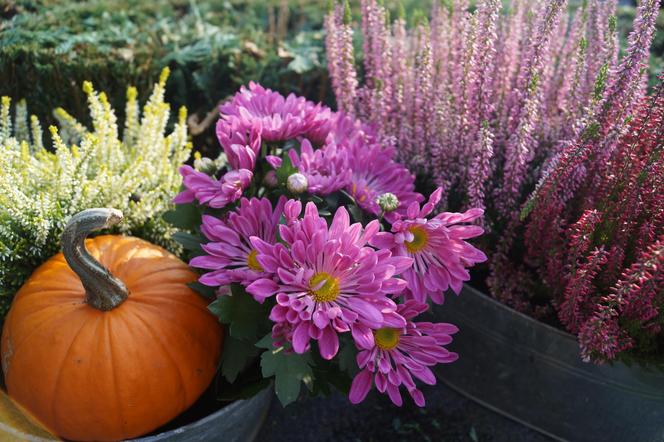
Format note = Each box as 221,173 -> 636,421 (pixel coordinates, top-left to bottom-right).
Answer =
433,285 -> 664,442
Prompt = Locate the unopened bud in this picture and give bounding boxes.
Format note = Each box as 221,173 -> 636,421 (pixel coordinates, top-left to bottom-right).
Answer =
376,192 -> 399,212
287,173 -> 308,194
264,170 -> 279,188
194,156 -> 217,175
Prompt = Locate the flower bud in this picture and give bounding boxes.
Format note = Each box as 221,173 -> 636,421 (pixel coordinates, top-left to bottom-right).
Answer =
194,156 -> 217,175
376,192 -> 399,212
287,173 -> 308,194
264,170 -> 279,188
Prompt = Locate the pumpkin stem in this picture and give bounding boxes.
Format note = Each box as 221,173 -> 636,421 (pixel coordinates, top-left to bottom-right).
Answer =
61,208 -> 129,311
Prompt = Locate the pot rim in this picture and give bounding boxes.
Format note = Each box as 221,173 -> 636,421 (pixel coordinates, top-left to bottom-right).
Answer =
462,283 -> 577,342
131,386 -> 272,441
454,284 -> 664,380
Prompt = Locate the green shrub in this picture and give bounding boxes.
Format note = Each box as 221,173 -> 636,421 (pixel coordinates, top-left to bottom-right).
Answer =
0,0 -> 330,152
0,70 -> 190,316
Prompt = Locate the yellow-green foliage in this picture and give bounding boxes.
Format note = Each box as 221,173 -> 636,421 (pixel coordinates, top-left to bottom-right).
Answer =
0,69 -> 191,316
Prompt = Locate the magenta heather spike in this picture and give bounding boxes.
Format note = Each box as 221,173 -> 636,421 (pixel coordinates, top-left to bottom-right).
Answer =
324,0 -> 661,363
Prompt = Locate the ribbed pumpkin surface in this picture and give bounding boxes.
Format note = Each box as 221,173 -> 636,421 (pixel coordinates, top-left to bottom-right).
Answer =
1,235 -> 223,441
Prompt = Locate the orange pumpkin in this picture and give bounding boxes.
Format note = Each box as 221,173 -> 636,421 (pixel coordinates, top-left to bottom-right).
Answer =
1,208 -> 223,441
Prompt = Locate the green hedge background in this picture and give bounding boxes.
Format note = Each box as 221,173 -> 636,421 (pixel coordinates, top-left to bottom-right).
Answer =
0,0 -> 334,153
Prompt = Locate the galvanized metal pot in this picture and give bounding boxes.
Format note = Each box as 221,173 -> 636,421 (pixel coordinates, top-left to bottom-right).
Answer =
134,387 -> 272,442
433,285 -> 664,442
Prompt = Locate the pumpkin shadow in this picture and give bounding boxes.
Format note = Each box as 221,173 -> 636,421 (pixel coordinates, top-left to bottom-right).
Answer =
141,382 -> 229,437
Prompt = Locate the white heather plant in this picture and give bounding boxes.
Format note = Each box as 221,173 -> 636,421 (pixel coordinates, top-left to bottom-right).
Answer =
0,68 -> 191,315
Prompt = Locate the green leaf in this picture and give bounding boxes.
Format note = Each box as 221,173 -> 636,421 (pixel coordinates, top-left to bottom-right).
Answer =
208,284 -> 271,341
311,362 -> 352,396
324,192 -> 340,210
260,345 -> 314,406
255,333 -> 275,349
275,154 -> 297,185
282,139 -> 300,152
172,231 -> 203,252
282,33 -> 321,74
309,346 -> 353,397
288,54 -> 315,74
220,335 -> 260,383
337,340 -> 357,373
208,298 -> 225,317
347,203 -> 365,224
163,203 -> 201,230
215,361 -> 271,402
217,378 -> 271,401
187,281 -> 217,298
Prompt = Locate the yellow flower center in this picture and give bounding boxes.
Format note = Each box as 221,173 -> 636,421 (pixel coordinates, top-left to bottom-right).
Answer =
405,225 -> 429,253
247,249 -> 264,271
374,328 -> 401,350
351,182 -> 370,203
309,272 -> 340,303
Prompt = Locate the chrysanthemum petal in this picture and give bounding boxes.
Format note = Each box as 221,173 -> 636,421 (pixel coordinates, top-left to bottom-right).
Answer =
349,369 -> 373,404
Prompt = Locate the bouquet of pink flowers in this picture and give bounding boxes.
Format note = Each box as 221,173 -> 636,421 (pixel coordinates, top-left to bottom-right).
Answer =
165,83 -> 486,406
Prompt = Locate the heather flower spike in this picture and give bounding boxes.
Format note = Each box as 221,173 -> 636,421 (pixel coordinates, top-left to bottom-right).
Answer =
1,74 -> 190,317
324,0 -> 663,366
326,0 -> 659,237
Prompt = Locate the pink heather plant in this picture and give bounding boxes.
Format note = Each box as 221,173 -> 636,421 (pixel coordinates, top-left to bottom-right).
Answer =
524,88 -> 664,364
371,188 -> 487,304
349,301 -> 459,407
247,202 -> 412,360
326,0 -> 657,217
326,0 -> 661,364
189,197 -> 286,287
170,81 -> 486,406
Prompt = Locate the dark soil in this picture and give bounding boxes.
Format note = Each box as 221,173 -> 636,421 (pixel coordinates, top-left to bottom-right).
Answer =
258,382 -> 551,442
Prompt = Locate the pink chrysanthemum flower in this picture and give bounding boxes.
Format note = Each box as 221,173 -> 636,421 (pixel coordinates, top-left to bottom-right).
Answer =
370,188 -> 487,303
173,165 -> 253,209
189,197 -> 286,287
325,112 -> 379,146
345,138 -> 423,223
349,300 -> 459,407
288,139 -> 352,195
271,321 -> 297,350
246,201 -> 413,360
302,100 -> 335,146
218,82 -> 331,143
216,122 -> 262,171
